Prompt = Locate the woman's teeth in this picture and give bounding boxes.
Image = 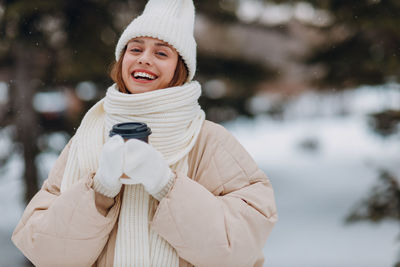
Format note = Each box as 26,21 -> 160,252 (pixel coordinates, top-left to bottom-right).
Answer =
133,72 -> 156,80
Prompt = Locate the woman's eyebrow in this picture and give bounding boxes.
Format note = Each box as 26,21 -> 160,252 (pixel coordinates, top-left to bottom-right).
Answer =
155,43 -> 173,50
128,40 -> 171,50
133,39 -> 144,44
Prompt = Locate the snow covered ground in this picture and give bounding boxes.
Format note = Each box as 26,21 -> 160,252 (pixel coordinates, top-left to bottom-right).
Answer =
226,84 -> 400,267
225,115 -> 399,267
1,84 -> 399,266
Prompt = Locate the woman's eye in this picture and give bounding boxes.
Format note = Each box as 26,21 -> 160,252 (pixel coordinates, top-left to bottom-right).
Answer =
156,51 -> 167,57
130,48 -> 141,53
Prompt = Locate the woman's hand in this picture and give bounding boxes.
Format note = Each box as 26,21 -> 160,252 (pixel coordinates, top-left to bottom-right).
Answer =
123,139 -> 172,197
93,135 -> 124,198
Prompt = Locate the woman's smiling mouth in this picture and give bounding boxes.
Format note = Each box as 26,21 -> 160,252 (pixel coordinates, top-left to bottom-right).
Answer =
132,70 -> 158,83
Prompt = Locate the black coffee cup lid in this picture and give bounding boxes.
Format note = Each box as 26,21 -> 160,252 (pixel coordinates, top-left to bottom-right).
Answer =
109,122 -> 152,139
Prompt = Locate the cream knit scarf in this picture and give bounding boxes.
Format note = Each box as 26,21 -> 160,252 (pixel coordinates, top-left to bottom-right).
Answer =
60,81 -> 205,267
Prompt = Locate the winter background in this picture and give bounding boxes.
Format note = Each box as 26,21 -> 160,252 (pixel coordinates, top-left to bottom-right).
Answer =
1,1 -> 400,267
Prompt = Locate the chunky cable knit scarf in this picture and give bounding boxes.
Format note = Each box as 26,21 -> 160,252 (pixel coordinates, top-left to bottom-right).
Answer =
60,81 -> 205,267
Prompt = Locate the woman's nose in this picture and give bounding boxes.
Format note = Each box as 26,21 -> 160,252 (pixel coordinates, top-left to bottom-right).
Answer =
138,51 -> 152,66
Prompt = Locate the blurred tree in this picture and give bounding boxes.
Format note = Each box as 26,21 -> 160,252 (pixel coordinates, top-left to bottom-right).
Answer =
369,109 -> 400,136
346,170 -> 400,223
271,0 -> 400,87
0,0 -> 136,202
346,170 -> 400,266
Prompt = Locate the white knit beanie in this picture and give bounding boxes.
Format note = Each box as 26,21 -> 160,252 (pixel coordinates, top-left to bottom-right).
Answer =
115,0 -> 197,82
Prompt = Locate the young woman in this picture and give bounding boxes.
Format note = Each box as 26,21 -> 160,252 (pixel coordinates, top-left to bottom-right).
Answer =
12,0 -> 277,266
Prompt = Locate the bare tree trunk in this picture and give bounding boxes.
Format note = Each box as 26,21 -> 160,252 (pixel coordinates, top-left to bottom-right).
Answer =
12,43 -> 42,203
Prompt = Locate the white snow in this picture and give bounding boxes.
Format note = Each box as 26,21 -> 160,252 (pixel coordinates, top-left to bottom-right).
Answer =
224,84 -> 400,267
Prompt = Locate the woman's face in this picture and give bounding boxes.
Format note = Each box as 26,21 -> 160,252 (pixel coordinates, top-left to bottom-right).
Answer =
122,37 -> 179,94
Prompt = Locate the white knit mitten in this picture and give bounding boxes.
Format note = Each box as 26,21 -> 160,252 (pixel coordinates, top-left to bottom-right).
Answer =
122,139 -> 173,198
93,135 -> 124,198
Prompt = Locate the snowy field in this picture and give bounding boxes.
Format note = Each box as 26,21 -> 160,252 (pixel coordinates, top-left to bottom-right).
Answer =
226,115 -> 399,267
226,84 -> 400,267
1,84 -> 399,266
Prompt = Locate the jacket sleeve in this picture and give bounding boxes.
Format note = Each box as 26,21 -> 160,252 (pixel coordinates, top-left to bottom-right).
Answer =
150,123 -> 278,267
11,141 -> 120,267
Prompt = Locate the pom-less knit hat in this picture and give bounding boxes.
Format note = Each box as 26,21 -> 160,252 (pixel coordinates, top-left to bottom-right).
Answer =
115,0 -> 197,82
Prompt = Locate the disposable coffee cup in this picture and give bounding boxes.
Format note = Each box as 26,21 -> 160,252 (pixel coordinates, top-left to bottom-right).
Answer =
109,122 -> 152,143
110,122 -> 152,184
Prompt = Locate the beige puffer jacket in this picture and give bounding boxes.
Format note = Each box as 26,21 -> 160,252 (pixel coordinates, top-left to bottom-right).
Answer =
12,120 -> 277,267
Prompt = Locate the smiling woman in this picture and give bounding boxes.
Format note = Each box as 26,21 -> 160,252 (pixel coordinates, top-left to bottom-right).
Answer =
123,37 -> 178,93
11,0 -> 277,266
110,37 -> 188,94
